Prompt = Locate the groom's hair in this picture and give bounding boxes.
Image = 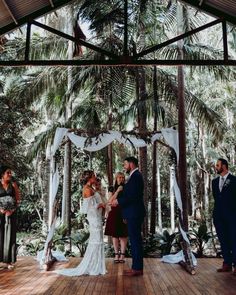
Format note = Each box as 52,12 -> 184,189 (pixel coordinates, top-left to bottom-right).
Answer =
125,156 -> 138,167
218,158 -> 228,169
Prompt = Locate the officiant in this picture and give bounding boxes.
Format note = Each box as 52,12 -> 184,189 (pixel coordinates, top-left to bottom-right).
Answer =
0,165 -> 20,269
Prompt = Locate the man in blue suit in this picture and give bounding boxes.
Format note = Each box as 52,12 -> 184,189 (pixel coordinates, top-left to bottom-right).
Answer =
212,158 -> 236,274
112,156 -> 146,276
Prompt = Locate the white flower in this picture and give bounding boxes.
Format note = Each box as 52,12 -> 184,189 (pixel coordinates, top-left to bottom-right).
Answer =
224,179 -> 231,187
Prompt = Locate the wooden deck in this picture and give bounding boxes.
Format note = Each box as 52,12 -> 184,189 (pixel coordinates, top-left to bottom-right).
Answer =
0,257 -> 236,295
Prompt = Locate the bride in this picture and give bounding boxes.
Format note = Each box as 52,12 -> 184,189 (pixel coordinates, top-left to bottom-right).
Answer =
56,170 -> 106,276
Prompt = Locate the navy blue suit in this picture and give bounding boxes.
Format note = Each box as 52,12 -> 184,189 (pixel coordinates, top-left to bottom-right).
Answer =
212,173 -> 236,266
117,169 -> 146,270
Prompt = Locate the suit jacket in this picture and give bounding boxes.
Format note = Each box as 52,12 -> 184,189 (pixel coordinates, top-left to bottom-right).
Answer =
117,170 -> 146,219
212,173 -> 236,220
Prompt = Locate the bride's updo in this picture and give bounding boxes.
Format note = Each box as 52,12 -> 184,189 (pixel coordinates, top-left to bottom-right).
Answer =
80,170 -> 94,185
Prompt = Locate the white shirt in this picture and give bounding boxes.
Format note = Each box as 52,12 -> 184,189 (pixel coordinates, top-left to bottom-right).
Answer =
219,172 -> 230,191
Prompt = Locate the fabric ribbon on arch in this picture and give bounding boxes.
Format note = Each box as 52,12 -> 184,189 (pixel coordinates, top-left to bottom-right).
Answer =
40,127 -> 193,268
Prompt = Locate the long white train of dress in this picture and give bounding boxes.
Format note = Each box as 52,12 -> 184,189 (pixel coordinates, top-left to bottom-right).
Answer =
55,192 -> 106,276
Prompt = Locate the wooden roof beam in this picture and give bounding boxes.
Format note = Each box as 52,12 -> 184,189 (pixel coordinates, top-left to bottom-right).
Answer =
135,18 -> 222,58
0,59 -> 235,67
222,20 -> 228,61
31,20 -> 118,59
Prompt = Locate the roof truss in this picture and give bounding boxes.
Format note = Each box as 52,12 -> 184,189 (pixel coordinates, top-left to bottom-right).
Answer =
0,0 -> 73,37
0,0 -> 236,67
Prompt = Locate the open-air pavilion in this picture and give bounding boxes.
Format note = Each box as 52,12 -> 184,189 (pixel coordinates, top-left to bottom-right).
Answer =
1,0 -> 236,294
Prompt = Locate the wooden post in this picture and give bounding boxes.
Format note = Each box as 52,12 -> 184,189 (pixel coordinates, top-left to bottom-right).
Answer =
177,2 -> 194,275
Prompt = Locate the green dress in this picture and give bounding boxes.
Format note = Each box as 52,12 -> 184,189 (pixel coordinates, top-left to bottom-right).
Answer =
0,182 -> 17,263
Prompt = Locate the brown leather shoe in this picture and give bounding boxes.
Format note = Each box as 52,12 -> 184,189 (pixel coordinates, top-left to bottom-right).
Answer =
217,263 -> 232,272
123,269 -> 143,276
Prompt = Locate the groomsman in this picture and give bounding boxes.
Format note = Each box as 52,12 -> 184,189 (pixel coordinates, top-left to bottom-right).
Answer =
112,156 -> 146,276
212,158 -> 236,274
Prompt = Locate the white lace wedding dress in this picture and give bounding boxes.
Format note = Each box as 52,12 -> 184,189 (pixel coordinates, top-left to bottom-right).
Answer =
55,192 -> 106,276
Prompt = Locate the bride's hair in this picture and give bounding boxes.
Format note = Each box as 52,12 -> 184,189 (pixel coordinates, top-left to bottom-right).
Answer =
80,170 -> 94,185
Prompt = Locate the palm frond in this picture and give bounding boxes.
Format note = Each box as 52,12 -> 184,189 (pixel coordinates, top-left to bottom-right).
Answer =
26,123 -> 62,161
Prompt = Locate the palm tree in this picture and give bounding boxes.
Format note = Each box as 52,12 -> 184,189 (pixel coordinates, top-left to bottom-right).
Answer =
2,0 -> 234,241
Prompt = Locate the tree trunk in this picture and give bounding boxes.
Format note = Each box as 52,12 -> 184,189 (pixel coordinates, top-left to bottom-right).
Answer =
150,141 -> 157,234
177,3 -> 188,232
38,153 -> 50,235
62,140 -> 71,232
61,6 -> 73,249
156,151 -> 162,231
150,66 -> 159,234
199,126 -> 210,225
176,3 -> 195,275
170,164 -> 175,233
106,92 -> 113,186
136,65 -> 148,237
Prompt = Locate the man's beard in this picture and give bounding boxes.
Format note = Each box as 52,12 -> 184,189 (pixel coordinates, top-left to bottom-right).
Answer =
125,168 -> 131,174
216,168 -> 223,174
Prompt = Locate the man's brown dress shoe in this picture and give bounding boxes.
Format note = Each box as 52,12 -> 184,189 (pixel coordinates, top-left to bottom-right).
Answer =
217,263 -> 232,272
123,269 -> 143,276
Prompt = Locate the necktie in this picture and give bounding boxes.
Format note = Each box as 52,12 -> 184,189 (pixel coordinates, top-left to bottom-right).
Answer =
219,177 -> 225,192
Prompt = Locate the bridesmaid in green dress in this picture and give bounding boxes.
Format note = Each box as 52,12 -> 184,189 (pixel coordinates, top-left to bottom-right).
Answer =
0,165 -> 20,269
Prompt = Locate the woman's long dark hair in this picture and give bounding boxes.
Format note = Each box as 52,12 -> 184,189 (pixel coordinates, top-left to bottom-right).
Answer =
0,165 -> 11,179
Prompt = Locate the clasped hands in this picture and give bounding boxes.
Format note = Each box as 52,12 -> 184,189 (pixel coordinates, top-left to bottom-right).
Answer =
107,185 -> 123,207
97,203 -> 106,209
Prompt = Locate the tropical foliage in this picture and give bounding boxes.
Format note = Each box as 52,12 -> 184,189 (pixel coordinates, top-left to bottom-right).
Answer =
0,0 -> 236,257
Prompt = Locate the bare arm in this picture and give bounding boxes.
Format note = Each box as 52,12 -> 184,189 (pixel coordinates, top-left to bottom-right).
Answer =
108,186 -> 123,205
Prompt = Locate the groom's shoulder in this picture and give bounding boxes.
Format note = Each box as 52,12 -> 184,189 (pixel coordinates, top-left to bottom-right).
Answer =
228,173 -> 236,182
132,169 -> 142,177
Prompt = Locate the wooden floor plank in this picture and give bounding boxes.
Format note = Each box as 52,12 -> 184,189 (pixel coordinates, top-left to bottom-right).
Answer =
143,258 -> 164,295
1,257 -> 236,295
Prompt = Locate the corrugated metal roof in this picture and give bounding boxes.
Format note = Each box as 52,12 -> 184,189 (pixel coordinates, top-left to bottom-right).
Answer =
180,0 -> 236,25
0,0 -> 235,38
0,0 -> 74,36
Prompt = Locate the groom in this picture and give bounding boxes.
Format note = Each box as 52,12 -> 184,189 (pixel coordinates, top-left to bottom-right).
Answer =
112,156 -> 146,276
212,158 -> 236,274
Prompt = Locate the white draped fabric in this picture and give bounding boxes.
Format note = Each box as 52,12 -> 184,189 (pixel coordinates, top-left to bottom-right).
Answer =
67,130 -> 148,151
39,214 -> 57,268
161,128 -> 179,162
52,127 -> 68,156
55,192 -> 106,276
51,128 -> 178,155
161,250 -> 197,266
41,127 -> 193,268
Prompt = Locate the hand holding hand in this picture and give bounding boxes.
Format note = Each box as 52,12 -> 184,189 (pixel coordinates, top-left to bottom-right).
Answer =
110,199 -> 118,207
97,203 -> 105,210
